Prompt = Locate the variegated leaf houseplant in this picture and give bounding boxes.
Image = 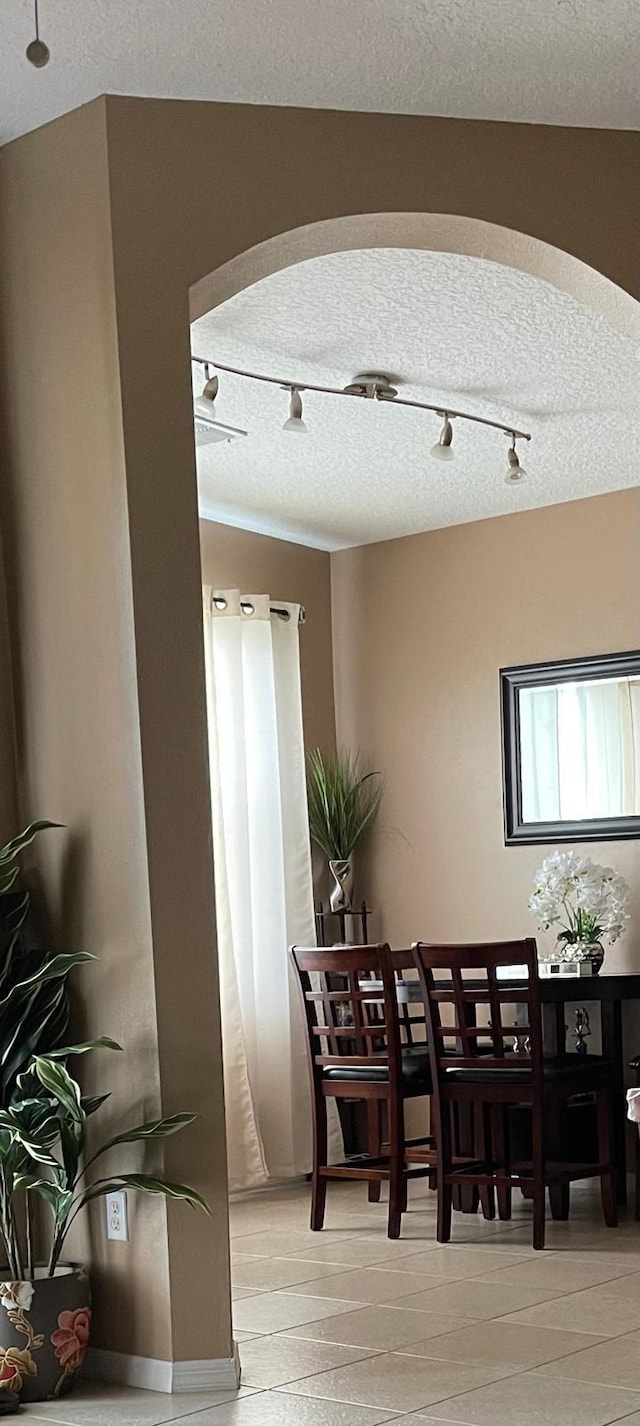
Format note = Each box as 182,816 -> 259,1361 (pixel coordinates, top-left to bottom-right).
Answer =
0,824 -> 209,1405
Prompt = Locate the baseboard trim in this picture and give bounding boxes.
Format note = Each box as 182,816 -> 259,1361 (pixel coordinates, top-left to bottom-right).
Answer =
86,1343 -> 241,1394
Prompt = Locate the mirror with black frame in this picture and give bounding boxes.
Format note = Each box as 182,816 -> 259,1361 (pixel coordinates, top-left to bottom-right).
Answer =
501,649 -> 640,845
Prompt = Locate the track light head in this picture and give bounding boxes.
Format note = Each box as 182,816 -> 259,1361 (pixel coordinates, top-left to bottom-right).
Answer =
505,437 -> 526,484
194,368 -> 219,421
282,387 -> 307,433
431,415 -> 454,461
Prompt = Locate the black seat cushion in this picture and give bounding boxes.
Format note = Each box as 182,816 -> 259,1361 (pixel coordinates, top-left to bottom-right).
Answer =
445,1053 -> 611,1084
324,1044 -> 431,1089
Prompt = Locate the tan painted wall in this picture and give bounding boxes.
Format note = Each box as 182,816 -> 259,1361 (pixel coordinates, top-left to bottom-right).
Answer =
0,95 -> 637,1366
331,491 -> 640,972
0,103 -> 176,1361
0,523 -> 17,844
199,520 -> 336,754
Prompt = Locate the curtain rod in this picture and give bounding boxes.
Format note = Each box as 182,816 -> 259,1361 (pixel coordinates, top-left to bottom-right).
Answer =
212,594 -> 306,624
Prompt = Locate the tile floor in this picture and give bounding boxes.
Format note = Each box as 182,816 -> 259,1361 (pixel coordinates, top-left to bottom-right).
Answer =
21,1177 -> 640,1425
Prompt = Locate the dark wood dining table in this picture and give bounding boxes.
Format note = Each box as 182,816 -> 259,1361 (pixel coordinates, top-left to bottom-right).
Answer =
389,964 -> 640,1207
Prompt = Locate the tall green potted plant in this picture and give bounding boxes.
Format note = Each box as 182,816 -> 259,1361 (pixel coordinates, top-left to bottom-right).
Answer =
306,749 -> 382,913
0,824 -> 209,1406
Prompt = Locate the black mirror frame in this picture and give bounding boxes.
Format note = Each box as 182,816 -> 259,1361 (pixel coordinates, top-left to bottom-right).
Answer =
501,648 -> 640,846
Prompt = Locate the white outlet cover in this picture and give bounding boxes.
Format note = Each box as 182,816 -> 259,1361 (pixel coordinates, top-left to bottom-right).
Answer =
106,1190 -> 128,1242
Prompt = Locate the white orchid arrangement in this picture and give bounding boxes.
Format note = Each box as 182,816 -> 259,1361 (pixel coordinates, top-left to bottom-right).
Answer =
529,850 -> 631,957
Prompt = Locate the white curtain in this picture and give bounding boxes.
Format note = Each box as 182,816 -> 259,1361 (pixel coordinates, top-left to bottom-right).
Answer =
202,587 -> 315,1190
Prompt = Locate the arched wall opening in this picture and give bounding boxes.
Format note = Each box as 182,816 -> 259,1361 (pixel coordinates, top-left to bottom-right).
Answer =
189,200 -> 640,1303
190,211 -> 640,339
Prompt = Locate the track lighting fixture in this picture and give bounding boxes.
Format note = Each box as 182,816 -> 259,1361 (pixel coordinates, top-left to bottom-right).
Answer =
282,387 -> 307,433
190,357 -> 531,481
505,435 -> 527,484
26,0 -> 50,66
194,365 -> 219,421
431,414 -> 454,461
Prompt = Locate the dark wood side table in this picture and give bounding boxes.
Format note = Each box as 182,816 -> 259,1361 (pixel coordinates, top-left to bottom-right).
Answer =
538,971 -> 640,1206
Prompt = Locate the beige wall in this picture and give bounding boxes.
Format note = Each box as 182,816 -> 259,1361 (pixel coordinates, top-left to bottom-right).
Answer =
331,490 -> 640,973
199,519 -> 336,755
0,95 -> 637,1369
0,102 -> 191,1363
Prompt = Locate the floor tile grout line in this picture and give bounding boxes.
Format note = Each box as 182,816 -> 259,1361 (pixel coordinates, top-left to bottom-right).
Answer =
276,1350 -> 640,1419
239,1343 -> 384,1392
528,1365 -> 640,1390
276,1347 -> 529,1405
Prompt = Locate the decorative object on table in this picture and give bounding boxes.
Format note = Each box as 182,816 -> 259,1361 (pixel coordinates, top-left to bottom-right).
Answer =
537,958 -> 598,977
0,1389 -> 19,1415
573,1007 -> 592,1055
529,849 -> 631,975
306,748 -> 382,913
0,829 -> 209,1405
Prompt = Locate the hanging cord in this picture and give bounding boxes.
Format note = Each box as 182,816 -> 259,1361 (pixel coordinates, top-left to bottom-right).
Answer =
26,0 -> 51,66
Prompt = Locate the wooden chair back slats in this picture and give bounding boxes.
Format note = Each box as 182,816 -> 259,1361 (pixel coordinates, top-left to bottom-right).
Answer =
412,938 -> 544,1091
290,943 -> 403,1080
393,948 -> 429,1049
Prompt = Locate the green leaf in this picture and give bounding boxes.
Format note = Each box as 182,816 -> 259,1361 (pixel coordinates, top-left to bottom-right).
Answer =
81,1174 -> 210,1214
33,1057 -> 84,1126
306,748 -> 382,861
59,1118 -> 82,1185
0,822 -> 63,864
46,1037 -> 123,1058
0,952 -> 95,1008
0,866 -> 20,894
81,1093 -> 111,1117
90,1113 -> 196,1161
14,1175 -> 74,1225
1,978 -> 70,1089
0,1118 -> 60,1167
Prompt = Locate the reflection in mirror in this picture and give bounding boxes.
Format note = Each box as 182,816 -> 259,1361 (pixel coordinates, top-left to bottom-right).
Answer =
520,675 -> 640,822
501,650 -> 640,845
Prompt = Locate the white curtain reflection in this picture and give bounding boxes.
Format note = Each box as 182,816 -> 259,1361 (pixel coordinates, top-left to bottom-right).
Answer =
521,678 -> 640,822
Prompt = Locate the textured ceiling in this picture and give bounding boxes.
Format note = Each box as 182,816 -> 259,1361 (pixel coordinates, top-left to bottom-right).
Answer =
2,0 -> 639,145
191,248 -> 640,550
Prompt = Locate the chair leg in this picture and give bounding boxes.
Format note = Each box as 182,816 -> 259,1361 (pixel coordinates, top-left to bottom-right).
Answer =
547,1104 -> 570,1221
476,1103 -> 495,1221
367,1100 -> 382,1203
310,1087 -> 328,1231
531,1099 -> 546,1251
596,1088 -> 618,1229
387,1097 -> 406,1239
435,1105 -> 453,1244
491,1105 -> 512,1220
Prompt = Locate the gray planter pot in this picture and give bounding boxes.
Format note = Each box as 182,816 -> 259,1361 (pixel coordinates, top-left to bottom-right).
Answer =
0,1266 -> 91,1403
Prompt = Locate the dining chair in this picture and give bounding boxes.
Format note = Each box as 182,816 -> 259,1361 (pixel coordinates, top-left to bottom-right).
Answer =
290,942 -> 436,1238
412,938 -> 618,1250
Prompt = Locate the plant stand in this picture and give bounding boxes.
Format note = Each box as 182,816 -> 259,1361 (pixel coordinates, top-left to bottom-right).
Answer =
315,900 -> 371,947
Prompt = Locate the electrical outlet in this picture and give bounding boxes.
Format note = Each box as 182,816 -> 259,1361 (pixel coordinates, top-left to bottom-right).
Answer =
106,1190 -> 128,1241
